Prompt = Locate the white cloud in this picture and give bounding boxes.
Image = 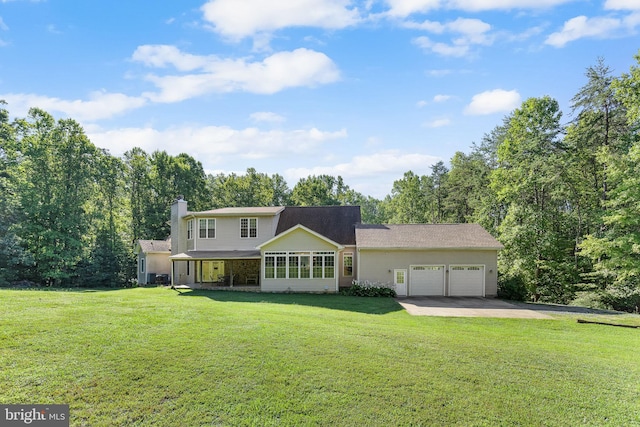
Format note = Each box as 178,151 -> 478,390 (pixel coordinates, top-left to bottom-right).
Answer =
250,111 -> 286,123
385,0 -> 440,17
285,150 -> 440,196
132,45 -> 213,71
416,100 -> 428,108
433,94 -> 451,102
423,117 -> 452,128
0,17 -> 9,31
447,0 -> 573,11
605,0 -> 640,10
0,91 -> 147,121
545,15 -> 630,47
464,89 -> 520,115
201,0 -> 361,39
87,124 -> 347,164
385,0 -> 573,16
133,46 -> 341,102
410,18 -> 493,57
413,36 -> 469,57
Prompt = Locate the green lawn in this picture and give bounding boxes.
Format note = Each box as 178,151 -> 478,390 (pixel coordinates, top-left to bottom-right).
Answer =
1,288 -> 639,426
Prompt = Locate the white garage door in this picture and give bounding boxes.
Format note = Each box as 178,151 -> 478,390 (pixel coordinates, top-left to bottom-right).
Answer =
449,266 -> 484,296
410,265 -> 445,296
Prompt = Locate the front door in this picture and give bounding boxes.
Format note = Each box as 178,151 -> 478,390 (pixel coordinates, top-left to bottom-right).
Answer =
394,269 -> 407,296
202,261 -> 224,282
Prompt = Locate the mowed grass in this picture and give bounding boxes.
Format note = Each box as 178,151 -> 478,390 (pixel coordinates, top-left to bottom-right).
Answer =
1,288 -> 639,426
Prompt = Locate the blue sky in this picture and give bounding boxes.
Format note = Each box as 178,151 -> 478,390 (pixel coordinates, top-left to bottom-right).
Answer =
1,0 -> 639,198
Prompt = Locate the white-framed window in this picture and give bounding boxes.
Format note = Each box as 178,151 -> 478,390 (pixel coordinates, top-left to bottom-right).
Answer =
140,258 -> 145,273
265,252 -> 286,279
343,252 -> 353,277
264,251 -> 335,279
199,218 -> 216,239
240,217 -> 258,238
288,252 -> 311,279
187,219 -> 193,240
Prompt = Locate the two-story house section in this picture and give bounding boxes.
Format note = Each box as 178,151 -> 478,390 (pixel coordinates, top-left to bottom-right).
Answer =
168,197 -> 361,292
169,197 -> 284,287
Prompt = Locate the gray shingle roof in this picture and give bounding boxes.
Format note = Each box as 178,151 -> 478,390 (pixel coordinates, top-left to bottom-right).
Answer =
355,224 -> 503,249
170,250 -> 261,260
188,207 -> 284,216
276,206 -> 361,245
138,239 -> 171,253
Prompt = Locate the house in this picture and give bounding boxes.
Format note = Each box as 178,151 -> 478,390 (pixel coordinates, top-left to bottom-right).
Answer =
135,239 -> 171,285
162,197 -> 503,296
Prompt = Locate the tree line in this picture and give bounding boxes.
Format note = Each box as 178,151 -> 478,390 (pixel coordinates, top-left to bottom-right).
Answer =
1,53 -> 640,311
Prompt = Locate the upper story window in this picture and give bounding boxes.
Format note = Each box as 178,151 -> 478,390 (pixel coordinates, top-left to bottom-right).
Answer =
240,218 -> 258,238
187,219 -> 193,240
199,218 -> 216,239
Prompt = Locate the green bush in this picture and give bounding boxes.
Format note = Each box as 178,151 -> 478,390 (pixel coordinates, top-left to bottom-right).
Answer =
341,280 -> 396,297
599,282 -> 640,313
497,275 -> 528,301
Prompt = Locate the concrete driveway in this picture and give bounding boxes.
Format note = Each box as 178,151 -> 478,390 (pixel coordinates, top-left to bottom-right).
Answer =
397,297 -> 553,319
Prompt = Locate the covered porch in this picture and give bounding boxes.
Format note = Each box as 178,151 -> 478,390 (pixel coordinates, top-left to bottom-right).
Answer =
169,250 -> 261,288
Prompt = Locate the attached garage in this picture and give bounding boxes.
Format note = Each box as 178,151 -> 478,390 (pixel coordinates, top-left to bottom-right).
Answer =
449,265 -> 485,296
410,265 -> 445,296
354,224 -> 504,297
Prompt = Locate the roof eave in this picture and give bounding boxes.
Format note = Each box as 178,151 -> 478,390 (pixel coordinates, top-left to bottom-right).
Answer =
357,246 -> 504,251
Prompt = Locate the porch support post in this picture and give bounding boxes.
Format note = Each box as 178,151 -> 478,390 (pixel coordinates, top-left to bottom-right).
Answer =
229,262 -> 234,288
170,260 -> 175,287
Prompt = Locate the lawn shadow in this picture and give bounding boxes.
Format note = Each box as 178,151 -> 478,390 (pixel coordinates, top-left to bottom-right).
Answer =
176,289 -> 404,315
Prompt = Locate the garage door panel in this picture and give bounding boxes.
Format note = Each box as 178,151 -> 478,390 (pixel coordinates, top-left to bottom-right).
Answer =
410,265 -> 444,296
450,266 -> 484,296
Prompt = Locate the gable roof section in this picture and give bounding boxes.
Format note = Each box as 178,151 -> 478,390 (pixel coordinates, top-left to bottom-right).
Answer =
257,224 -> 344,250
355,224 -> 503,250
275,206 -> 361,245
138,239 -> 171,253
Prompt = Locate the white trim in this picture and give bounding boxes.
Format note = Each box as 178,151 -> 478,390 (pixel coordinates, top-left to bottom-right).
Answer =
263,250 -> 337,280
409,264 -> 446,296
394,269 -> 407,296
198,218 -> 216,239
256,224 -> 344,250
239,217 -> 258,239
342,252 -> 354,277
448,264 -> 485,297
356,246 -> 504,251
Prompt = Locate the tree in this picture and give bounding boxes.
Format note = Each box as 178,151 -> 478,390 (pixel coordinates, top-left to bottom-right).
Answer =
579,52 -> 640,311
125,149 -> 209,240
580,143 -> 640,311
13,109 -> 99,285
492,97 -> 576,302
383,171 -> 430,224
444,151 -> 489,223
208,168 -> 291,208
79,153 -> 132,287
291,175 -> 356,206
0,101 -> 32,284
429,161 -> 449,223
124,147 -> 153,242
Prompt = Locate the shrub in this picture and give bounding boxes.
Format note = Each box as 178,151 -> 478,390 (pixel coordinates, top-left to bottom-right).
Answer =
497,275 -> 528,301
341,280 -> 396,297
599,282 -> 640,313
